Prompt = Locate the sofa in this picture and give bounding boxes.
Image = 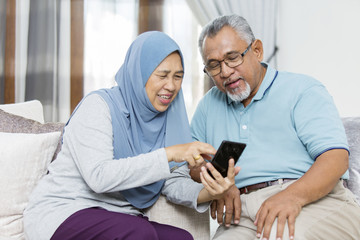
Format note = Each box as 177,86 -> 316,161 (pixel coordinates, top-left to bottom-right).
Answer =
0,100 -> 359,240
0,100 -> 210,240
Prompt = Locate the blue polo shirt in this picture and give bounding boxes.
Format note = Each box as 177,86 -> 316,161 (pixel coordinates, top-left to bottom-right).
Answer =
190,64 -> 349,188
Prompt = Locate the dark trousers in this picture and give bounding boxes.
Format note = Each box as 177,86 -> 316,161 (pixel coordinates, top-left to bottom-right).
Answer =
51,207 -> 193,240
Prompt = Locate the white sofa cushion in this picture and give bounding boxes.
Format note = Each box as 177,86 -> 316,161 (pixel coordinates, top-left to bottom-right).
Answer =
0,132 -> 61,240
0,109 -> 64,161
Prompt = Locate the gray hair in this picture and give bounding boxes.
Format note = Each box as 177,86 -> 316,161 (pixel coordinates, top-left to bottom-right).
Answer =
198,14 -> 255,58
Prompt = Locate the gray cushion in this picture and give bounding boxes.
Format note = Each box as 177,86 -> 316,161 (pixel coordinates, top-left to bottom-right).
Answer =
342,117 -> 360,204
0,109 -> 65,161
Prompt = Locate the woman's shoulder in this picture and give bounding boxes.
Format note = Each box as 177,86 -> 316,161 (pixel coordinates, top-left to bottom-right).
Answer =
68,92 -> 111,128
84,92 -> 109,107
76,93 -> 110,116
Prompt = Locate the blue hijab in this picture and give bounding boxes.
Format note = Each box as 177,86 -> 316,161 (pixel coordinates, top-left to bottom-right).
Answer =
93,31 -> 192,209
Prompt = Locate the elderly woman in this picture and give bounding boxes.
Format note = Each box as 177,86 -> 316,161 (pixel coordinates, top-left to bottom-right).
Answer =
24,31 -> 238,240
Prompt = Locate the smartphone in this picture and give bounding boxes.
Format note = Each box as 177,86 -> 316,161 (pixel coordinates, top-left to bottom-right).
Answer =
209,140 -> 246,178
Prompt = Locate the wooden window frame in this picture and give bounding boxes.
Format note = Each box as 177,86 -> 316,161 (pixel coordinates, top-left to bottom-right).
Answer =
4,0 -> 16,103
4,0 -> 161,110
138,0 -> 164,34
70,0 -> 84,113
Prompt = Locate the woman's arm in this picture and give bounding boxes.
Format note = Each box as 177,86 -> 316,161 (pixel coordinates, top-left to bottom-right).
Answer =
64,94 -> 171,193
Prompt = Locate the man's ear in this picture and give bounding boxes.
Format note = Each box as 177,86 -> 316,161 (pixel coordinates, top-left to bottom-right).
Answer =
252,39 -> 264,62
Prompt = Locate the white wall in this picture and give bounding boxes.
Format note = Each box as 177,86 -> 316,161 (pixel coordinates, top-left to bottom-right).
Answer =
277,0 -> 360,117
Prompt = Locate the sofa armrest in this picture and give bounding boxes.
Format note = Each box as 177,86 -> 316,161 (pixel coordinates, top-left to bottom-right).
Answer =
145,195 -> 210,240
342,117 -> 360,204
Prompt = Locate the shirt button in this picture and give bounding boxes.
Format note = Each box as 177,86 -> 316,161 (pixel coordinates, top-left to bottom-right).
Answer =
242,125 -> 247,130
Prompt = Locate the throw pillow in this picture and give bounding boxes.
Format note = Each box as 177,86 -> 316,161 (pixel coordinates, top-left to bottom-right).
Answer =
342,117 -> 360,204
0,100 -> 45,123
0,132 -> 61,240
0,109 -> 65,161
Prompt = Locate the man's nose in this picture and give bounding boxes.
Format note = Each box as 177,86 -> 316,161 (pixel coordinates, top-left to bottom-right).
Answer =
219,61 -> 234,78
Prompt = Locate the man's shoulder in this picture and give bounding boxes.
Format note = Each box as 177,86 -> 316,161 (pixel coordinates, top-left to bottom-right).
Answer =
192,87 -> 229,122
277,70 -> 322,87
202,86 -> 227,102
204,86 -> 224,96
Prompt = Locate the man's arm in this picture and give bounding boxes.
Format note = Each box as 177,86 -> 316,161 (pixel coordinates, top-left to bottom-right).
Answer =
189,91 -> 243,226
190,165 -> 242,226
254,148 -> 349,240
189,164 -> 203,183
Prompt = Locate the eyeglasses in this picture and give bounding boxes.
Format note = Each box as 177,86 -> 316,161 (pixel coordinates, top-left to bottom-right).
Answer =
203,42 -> 253,77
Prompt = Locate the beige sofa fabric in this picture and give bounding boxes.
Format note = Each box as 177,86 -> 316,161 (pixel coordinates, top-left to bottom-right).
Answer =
145,195 -> 210,239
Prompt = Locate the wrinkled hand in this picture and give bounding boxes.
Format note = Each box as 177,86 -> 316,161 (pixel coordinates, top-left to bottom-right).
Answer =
189,163 -> 206,183
200,159 -> 241,201
254,190 -> 302,239
165,141 -> 215,168
211,185 -> 241,227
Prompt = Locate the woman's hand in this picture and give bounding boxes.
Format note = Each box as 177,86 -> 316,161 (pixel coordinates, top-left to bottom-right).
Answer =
197,158 -> 241,203
165,141 -> 216,168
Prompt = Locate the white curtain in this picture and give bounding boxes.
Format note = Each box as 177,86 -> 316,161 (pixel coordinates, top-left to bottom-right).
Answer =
163,0 -> 203,119
83,0 -> 137,96
83,0 -> 202,119
185,0 -> 278,66
15,0 -> 70,122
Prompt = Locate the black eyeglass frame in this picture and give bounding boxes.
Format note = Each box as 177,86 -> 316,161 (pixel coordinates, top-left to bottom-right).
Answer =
203,42 -> 253,77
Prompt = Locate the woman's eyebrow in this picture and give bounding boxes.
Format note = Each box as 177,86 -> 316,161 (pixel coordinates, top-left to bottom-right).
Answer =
156,70 -> 184,74
156,70 -> 170,74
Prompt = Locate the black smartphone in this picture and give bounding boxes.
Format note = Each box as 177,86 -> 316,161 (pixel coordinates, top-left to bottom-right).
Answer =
209,140 -> 246,178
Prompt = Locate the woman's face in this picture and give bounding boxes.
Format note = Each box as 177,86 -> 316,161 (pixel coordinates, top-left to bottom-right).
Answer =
145,52 -> 184,112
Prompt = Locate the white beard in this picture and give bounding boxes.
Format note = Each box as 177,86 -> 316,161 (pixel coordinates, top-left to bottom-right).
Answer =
226,81 -> 251,103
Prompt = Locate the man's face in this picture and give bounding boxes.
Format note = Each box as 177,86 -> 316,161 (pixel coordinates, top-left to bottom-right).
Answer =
202,26 -> 264,105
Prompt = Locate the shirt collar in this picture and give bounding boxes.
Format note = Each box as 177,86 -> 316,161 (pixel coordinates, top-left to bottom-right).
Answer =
226,63 -> 277,105
253,63 -> 277,101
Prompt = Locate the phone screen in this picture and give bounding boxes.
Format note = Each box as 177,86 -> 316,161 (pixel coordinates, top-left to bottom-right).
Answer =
209,140 -> 246,178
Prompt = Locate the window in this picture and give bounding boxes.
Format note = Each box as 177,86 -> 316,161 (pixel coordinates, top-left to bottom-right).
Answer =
83,0 -> 204,119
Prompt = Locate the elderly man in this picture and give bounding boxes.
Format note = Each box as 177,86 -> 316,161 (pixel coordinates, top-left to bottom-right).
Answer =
190,14 -> 360,240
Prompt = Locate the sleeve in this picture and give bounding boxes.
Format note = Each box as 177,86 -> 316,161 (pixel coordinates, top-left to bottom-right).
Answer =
292,83 -> 349,159
63,94 -> 171,193
161,165 -> 210,212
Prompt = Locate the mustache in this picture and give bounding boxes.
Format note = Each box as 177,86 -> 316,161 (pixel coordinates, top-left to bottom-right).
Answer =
223,76 -> 244,87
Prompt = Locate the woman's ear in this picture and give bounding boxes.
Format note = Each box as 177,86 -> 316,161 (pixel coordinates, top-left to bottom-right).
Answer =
252,39 -> 264,62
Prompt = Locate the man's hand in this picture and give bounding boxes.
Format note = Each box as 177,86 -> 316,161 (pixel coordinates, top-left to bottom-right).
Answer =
254,189 -> 301,239
198,159 -> 240,203
211,185 -> 241,227
189,163 -> 205,183
253,149 -> 348,239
